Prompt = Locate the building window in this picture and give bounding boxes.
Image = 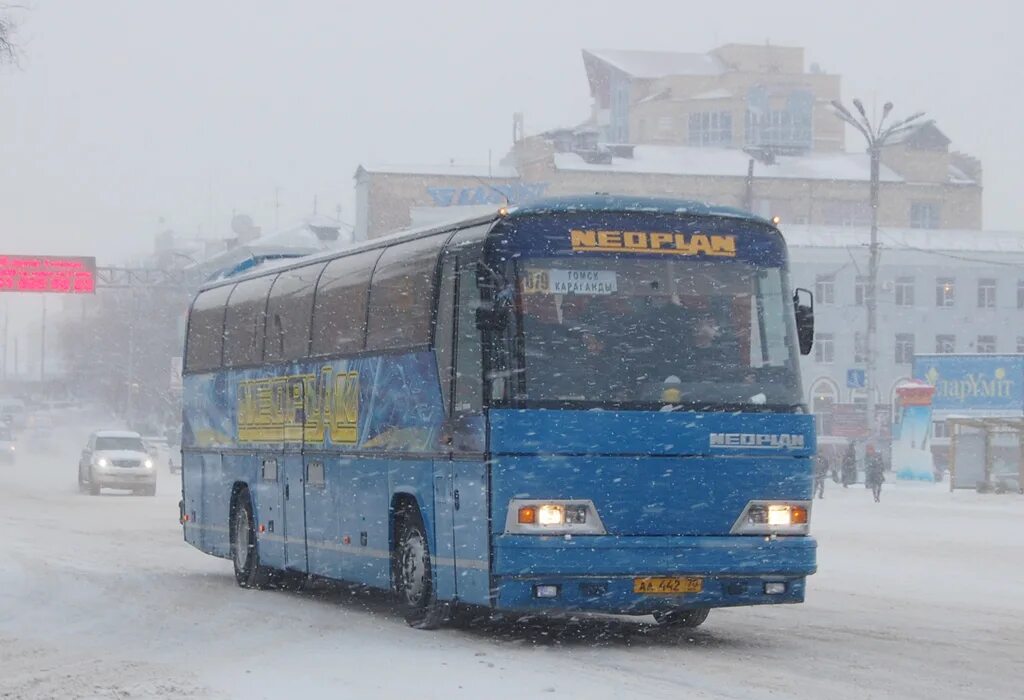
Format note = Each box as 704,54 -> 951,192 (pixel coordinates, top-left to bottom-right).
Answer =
854,331 -> 868,363
745,108 -> 812,150
810,379 -> 839,435
894,276 -> 915,306
823,201 -> 871,227
977,335 -> 996,354
688,111 -> 732,146
815,274 -> 835,305
932,421 -> 950,439
657,115 -> 674,138
895,333 -> 915,364
936,334 -> 956,354
1017,336 -> 1024,354
936,277 -> 955,307
1018,280 -> 1024,309
854,276 -> 868,307
815,333 -> 835,363
910,201 -> 941,229
977,278 -> 996,308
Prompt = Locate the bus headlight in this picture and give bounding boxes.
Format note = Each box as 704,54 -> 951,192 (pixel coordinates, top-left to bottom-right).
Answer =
537,504 -> 564,525
730,500 -> 811,535
505,499 -> 606,535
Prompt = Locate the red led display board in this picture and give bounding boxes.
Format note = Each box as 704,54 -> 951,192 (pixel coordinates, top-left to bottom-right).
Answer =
0,255 -> 97,294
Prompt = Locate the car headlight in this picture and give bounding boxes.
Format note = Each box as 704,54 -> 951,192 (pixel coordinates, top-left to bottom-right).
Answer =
730,500 -> 811,535
144,458 -> 154,469
504,499 -> 606,535
95,457 -> 109,468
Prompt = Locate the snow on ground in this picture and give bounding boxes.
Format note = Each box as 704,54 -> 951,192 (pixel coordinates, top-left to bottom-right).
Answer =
1,411 -> 1022,699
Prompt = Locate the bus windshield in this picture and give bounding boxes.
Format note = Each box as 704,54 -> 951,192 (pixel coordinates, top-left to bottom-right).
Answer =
512,255 -> 802,410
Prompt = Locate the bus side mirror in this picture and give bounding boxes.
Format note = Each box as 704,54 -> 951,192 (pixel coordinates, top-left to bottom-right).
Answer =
794,288 -> 814,356
475,306 -> 508,332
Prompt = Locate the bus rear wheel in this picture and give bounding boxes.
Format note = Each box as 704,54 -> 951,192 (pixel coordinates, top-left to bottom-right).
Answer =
231,489 -> 272,589
393,507 -> 447,630
653,608 -> 710,629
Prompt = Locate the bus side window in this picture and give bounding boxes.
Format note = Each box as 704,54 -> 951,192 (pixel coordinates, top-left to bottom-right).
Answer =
223,275 -> 276,367
366,235 -> 448,351
453,260 -> 483,414
185,285 -> 234,373
311,250 -> 381,358
265,262 -> 326,363
434,254 -> 457,414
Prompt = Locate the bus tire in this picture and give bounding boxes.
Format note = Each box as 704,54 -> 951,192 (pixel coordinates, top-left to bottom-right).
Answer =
653,608 -> 710,629
393,506 -> 448,630
231,488 -> 272,590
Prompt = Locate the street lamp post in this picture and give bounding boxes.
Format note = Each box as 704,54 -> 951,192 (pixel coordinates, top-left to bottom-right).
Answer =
830,99 -> 925,446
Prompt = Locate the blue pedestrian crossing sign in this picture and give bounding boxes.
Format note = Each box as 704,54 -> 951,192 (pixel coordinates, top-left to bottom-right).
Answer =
847,369 -> 866,388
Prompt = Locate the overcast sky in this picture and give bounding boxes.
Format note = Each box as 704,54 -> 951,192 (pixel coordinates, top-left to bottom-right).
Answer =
1,0 -> 1022,267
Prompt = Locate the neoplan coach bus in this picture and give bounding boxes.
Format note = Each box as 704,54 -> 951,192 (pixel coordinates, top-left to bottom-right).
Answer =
181,195 -> 817,630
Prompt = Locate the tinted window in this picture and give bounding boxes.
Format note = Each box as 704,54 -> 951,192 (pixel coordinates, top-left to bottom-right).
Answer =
95,436 -> 145,451
311,249 -> 382,357
366,235 -> 446,350
265,263 -> 326,363
185,285 -> 234,372
223,276 -> 276,367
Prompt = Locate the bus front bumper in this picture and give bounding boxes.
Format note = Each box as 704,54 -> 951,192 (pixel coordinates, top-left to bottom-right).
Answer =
490,534 -> 816,614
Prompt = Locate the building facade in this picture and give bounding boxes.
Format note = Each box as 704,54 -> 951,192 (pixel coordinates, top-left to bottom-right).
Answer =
787,225 -> 1024,438
355,44 -> 982,240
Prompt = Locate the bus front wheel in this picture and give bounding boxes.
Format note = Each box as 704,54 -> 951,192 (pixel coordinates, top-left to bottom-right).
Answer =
393,507 -> 447,630
653,608 -> 710,629
231,489 -> 272,590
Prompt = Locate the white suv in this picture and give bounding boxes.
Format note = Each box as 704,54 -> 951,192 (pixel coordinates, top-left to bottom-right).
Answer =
78,430 -> 157,496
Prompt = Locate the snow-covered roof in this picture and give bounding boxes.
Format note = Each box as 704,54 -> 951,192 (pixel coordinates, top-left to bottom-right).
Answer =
94,430 -> 142,438
584,48 -> 726,78
358,163 -> 518,178
782,224 -> 1024,254
553,145 -> 904,183
691,88 -> 733,100
637,87 -> 733,105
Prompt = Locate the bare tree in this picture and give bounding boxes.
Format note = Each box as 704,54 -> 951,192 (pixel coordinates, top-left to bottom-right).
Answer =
0,4 -> 21,65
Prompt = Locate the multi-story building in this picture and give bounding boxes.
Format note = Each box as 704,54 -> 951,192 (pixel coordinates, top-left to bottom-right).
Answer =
581,44 -> 843,151
787,225 -> 1024,437
355,44 -> 982,240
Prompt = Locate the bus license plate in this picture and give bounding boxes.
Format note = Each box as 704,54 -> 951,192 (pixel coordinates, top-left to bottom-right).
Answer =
633,577 -> 703,595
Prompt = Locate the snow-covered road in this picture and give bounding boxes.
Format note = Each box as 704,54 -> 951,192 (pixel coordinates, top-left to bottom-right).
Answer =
1,419 -> 1021,699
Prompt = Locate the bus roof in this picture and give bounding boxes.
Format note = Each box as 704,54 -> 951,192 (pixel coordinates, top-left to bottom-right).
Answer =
194,195 -> 773,294
506,194 -> 770,224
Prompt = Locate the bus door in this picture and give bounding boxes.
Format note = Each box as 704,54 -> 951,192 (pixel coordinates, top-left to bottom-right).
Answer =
437,240 -> 490,605
282,376 -> 308,572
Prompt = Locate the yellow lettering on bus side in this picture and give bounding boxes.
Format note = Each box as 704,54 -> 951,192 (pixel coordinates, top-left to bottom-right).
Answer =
570,229 -> 597,250
331,371 -> 359,444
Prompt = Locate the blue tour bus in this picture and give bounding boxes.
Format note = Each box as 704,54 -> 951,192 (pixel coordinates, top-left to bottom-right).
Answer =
180,195 -> 817,629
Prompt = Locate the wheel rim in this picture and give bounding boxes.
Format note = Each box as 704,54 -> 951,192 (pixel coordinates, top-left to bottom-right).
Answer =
399,527 -> 427,607
234,506 -> 251,572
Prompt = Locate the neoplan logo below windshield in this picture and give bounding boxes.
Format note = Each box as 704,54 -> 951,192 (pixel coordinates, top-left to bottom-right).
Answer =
570,229 -> 736,257
710,433 -> 805,449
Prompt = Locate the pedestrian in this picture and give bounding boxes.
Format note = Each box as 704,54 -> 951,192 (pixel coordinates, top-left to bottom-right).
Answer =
813,450 -> 829,499
865,445 -> 885,502
841,442 -> 857,488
